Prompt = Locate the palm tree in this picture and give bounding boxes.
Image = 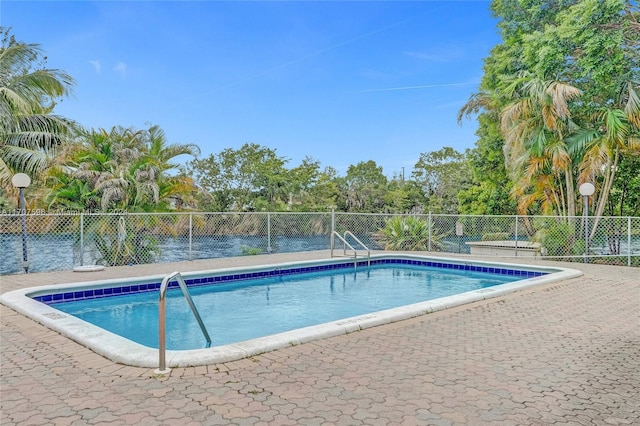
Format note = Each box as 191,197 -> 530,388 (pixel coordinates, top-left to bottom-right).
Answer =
69,127 -> 132,211
45,167 -> 100,211
569,81 -> 640,237
47,125 -> 199,212
0,29 -> 75,188
44,124 -> 200,266
135,124 -> 200,210
499,73 -> 582,217
374,216 -> 445,251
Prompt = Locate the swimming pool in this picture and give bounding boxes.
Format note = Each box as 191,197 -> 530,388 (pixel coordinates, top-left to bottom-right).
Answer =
0,254 -> 582,368
49,262 -> 530,350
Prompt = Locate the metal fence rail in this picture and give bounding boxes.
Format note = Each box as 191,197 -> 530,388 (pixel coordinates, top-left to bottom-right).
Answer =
1,211 -> 638,274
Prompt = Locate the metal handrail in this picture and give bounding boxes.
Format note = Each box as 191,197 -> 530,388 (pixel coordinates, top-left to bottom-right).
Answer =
331,231 -> 357,260
343,231 -> 371,266
330,231 -> 371,268
156,271 -> 211,374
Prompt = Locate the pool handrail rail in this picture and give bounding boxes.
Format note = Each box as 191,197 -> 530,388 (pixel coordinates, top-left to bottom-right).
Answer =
343,231 -> 371,267
330,231 -> 357,264
330,231 -> 371,267
156,271 -> 211,374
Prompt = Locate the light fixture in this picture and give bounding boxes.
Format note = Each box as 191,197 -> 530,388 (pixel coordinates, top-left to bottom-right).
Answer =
579,183 -> 595,263
11,173 -> 31,273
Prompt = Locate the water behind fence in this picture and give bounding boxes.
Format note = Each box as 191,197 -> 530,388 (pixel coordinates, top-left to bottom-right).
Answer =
1,212 -> 638,274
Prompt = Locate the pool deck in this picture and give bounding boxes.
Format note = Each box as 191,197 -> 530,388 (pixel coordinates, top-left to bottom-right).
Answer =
1,251 -> 639,425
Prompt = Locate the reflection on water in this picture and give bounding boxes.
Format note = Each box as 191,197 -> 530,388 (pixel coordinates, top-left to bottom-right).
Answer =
1,233 -> 77,274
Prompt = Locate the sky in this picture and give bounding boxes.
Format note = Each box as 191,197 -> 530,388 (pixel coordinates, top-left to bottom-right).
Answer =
1,0 -> 500,178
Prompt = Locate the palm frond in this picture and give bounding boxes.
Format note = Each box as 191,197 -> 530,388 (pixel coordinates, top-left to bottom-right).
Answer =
547,81 -> 581,119
623,81 -> 640,127
566,129 -> 600,157
578,143 -> 609,184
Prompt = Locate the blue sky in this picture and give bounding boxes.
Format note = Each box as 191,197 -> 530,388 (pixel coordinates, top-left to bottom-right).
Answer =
2,1 -> 499,178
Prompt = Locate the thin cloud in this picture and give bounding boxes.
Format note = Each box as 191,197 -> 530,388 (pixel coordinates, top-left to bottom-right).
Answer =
360,81 -> 479,93
404,47 -> 466,63
90,60 -> 101,74
215,18 -> 411,92
113,61 -> 127,77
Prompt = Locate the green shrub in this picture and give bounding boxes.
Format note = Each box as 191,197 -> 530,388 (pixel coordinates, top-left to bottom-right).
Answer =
241,246 -> 262,256
534,219 -> 580,258
481,232 -> 510,241
374,216 -> 444,251
84,216 -> 160,266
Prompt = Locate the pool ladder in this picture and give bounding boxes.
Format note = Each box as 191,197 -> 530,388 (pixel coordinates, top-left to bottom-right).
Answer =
155,271 -> 211,374
330,231 -> 371,268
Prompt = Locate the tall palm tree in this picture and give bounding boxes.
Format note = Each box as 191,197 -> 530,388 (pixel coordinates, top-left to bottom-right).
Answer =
499,73 -> 582,217
569,81 -> 640,236
136,124 -> 200,210
0,31 -> 75,188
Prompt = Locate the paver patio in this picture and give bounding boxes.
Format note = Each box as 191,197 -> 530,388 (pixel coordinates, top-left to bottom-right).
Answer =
1,251 -> 638,425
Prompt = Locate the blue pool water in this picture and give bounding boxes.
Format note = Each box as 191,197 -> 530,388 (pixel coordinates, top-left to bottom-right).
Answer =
47,261 -> 533,350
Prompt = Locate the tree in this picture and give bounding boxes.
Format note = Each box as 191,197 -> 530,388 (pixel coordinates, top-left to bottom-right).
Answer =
571,83 -> 640,223
383,178 -> 426,214
135,124 -> 200,210
286,158 -> 344,211
606,153 -> 640,216
0,27 -> 75,189
458,114 -> 515,215
457,23 -> 525,216
411,147 -> 472,214
522,0 -> 640,221
460,0 -> 640,219
342,160 -> 388,212
500,73 -> 582,216
305,166 -> 342,212
187,143 -> 290,211
46,125 -> 198,212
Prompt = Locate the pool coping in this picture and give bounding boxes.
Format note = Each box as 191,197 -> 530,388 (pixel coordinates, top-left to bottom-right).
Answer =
0,254 -> 582,369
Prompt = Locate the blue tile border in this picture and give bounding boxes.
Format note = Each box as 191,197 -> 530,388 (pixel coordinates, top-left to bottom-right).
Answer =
33,258 -> 547,305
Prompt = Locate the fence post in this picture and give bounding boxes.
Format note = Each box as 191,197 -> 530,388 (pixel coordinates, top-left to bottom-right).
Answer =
514,215 -> 519,257
189,213 -> 193,261
267,213 -> 272,253
428,211 -> 432,252
629,216 -> 632,267
80,213 -> 84,266
331,209 -> 335,249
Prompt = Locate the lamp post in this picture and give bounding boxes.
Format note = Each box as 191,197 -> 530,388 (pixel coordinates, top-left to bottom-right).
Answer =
579,182 -> 595,263
11,173 -> 31,273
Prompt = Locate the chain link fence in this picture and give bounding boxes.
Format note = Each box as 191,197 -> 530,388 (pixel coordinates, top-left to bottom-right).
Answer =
334,213 -> 640,267
1,212 -> 638,274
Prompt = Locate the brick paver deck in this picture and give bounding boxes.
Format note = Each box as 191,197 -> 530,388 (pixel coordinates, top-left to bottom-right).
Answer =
1,252 -> 638,425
